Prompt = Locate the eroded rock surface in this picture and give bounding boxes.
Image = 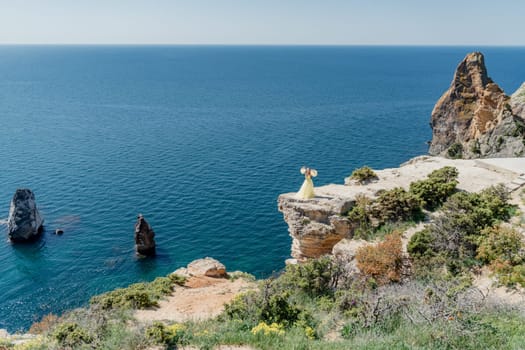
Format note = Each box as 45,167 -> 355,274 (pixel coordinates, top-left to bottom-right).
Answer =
174,257 -> 227,278
429,52 -> 525,158
7,189 -> 44,242
134,214 -> 156,256
278,194 -> 355,261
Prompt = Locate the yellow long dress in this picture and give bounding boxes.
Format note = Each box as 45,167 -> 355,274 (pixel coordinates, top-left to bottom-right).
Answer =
296,167 -> 317,199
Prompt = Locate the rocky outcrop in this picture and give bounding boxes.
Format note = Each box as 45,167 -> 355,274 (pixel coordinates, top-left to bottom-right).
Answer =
7,189 -> 44,242
429,52 -> 525,158
134,214 -> 156,256
278,194 -> 355,261
279,156 -> 524,261
173,257 -> 227,278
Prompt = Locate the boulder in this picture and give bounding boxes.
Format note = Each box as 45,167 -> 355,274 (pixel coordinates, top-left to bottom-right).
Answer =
7,189 -> 44,242
134,214 -> 156,256
187,257 -> 227,278
428,52 -> 525,158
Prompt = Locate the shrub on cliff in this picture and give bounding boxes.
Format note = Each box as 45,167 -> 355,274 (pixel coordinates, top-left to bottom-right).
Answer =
145,322 -> 187,348
223,281 -> 301,328
409,166 -> 459,210
349,166 -> 378,184
356,232 -> 403,285
90,275 -> 184,310
52,322 -> 93,348
477,226 -> 524,265
477,225 -> 525,287
347,195 -> 374,239
371,187 -> 423,224
409,185 -> 514,276
433,185 -> 512,255
279,255 -> 342,297
407,228 -> 434,259
447,142 -> 463,159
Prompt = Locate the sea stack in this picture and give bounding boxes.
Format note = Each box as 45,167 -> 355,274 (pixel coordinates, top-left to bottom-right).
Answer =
134,214 -> 156,256
7,189 -> 44,242
428,52 -> 525,158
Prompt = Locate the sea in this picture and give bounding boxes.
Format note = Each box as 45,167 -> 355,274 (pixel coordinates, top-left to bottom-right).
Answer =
0,46 -> 524,332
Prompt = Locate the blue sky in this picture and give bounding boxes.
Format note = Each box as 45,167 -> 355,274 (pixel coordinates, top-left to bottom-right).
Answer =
0,0 -> 523,45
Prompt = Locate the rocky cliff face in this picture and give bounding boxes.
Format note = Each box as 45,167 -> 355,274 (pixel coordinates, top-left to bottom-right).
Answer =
429,52 -> 525,158
278,194 -> 355,261
7,189 -> 44,242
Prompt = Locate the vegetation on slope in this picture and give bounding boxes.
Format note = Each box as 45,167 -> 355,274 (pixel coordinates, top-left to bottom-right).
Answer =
5,168 -> 525,350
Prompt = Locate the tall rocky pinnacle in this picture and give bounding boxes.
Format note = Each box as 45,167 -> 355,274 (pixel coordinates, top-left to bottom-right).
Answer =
429,52 -> 525,158
7,189 -> 44,242
134,214 -> 156,256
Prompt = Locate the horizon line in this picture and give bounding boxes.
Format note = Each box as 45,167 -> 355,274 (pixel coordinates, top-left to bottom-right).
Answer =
0,43 -> 524,48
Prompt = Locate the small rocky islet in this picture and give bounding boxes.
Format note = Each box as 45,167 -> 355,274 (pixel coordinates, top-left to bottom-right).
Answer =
2,51 -> 525,349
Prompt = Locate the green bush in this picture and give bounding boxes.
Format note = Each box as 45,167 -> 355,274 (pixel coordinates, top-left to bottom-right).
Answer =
347,195 -> 374,239
145,321 -> 187,347
447,142 -> 463,159
90,275 -> 183,310
409,166 -> 458,210
223,290 -> 262,325
350,166 -> 378,184
476,225 -> 525,288
477,226 -> 524,265
52,322 -> 93,347
257,278 -> 302,328
493,263 -> 525,288
371,187 -> 423,224
279,256 -> 341,297
410,185 -> 513,276
407,228 -> 434,259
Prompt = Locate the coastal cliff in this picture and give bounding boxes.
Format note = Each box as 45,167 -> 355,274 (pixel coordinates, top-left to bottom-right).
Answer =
429,52 -> 525,158
278,156 -> 525,261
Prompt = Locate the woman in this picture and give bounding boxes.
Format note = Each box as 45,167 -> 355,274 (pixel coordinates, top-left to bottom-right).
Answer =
296,166 -> 318,199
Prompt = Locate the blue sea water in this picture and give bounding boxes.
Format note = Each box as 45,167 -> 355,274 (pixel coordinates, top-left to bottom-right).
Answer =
0,46 -> 524,331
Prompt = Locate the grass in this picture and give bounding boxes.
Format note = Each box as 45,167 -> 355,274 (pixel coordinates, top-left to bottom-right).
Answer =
170,309 -> 525,350
89,274 -> 185,310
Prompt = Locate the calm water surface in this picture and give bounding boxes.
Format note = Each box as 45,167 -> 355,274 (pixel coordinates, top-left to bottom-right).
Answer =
0,46 -> 524,331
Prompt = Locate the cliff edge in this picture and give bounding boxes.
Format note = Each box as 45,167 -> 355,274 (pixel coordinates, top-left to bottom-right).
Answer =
278,156 -> 525,261
429,52 -> 525,158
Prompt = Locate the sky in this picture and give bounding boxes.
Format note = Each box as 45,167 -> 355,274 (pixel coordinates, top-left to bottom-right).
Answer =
0,0 -> 523,45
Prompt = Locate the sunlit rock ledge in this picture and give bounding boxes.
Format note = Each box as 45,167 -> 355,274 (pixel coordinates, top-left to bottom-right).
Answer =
278,156 -> 525,262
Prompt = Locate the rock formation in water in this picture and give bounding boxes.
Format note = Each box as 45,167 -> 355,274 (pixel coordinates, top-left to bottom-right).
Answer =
428,52 -> 525,158
7,189 -> 44,242
134,214 -> 156,256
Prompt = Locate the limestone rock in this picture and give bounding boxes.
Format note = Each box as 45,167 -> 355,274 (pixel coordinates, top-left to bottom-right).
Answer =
7,189 -> 44,242
187,257 -> 227,278
332,238 -> 370,258
278,194 -> 356,261
428,52 -> 525,158
332,238 -> 371,276
511,82 -> 525,119
173,267 -> 189,277
134,214 -> 156,256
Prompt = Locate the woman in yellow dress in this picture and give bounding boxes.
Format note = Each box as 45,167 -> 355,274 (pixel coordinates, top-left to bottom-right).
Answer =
296,166 -> 318,199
